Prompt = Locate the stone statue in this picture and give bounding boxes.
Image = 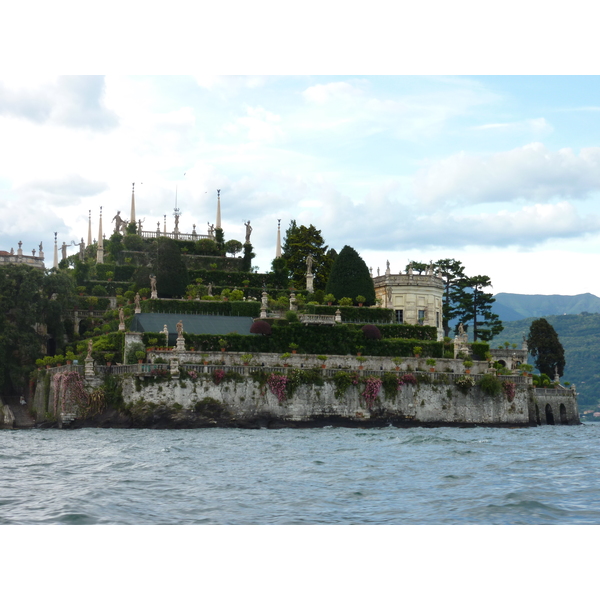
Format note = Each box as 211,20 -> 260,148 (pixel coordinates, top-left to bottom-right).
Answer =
176,320 -> 184,338
458,322 -> 464,336
208,222 -> 215,236
79,238 -> 85,261
39,242 -> 43,253
377,267 -> 380,276
207,282 -> 213,296
386,260 -> 391,275
61,241 -> 68,261
244,220 -> 252,244
408,263 -> 413,276
306,255 -> 313,275
119,307 -> 125,325
134,292 -> 141,312
87,339 -> 93,359
150,274 -> 157,294
112,211 -> 126,234
174,212 -> 180,231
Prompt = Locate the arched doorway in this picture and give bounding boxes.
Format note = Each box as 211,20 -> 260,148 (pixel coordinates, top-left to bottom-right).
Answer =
560,404 -> 568,425
535,404 -> 541,426
545,404 -> 555,425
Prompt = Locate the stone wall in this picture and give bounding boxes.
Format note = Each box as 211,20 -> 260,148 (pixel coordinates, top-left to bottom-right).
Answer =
120,375 -> 534,427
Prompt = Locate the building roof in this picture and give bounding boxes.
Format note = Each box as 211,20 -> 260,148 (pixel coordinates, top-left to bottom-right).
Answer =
129,313 -> 254,344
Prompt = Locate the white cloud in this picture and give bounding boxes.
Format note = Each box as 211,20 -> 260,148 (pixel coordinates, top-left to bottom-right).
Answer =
414,143 -> 600,206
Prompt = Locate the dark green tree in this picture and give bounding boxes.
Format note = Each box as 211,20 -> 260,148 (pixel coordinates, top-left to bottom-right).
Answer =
527,318 -> 565,378
435,258 -> 466,337
270,257 -> 289,289
214,228 -> 225,255
0,265 -> 46,392
453,275 -> 503,341
242,243 -> 255,272
154,237 -> 188,298
281,220 -> 333,291
325,245 -> 375,305
105,233 -> 124,264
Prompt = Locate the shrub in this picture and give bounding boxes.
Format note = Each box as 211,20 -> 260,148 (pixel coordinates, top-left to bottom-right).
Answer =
250,320 -> 272,335
339,297 -> 353,306
92,285 -> 108,296
479,374 -> 502,396
362,324 -> 381,340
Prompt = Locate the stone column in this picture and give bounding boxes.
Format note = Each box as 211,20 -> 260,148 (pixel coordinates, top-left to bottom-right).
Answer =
85,358 -> 95,378
260,291 -> 268,319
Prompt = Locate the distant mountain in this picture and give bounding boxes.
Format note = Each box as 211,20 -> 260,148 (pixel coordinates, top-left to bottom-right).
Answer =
492,292 -> 600,322
492,313 -> 600,408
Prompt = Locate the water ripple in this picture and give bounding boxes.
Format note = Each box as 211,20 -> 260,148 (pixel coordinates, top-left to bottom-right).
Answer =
1,424 -> 600,524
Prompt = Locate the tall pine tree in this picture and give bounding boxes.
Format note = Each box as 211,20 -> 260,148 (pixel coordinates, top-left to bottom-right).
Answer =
453,275 -> 503,341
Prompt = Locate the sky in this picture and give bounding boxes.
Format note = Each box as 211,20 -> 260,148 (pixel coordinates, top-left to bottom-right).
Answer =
2,74 -> 600,297
1,2 -> 599,299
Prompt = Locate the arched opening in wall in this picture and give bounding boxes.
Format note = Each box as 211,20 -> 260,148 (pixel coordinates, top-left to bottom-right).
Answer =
535,404 -> 541,425
545,404 -> 555,425
46,337 -> 57,356
498,360 -> 507,368
560,403 -> 568,425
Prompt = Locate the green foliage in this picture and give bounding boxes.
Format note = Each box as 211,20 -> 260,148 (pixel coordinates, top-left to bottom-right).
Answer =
333,371 -> 358,398
270,257 -> 289,289
224,239 -> 243,257
470,342 -> 490,361
478,373 -> 502,396
527,318 -> 565,379
453,275 -> 503,341
143,298 -> 260,318
434,259 -> 466,337
241,243 -> 255,272
281,220 -> 334,291
195,238 -> 221,256
325,245 -> 376,306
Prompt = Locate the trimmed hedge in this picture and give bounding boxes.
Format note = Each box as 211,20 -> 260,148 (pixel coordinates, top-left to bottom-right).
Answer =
140,298 -> 261,318
471,342 -> 490,361
181,322 -> 443,357
304,304 -> 394,323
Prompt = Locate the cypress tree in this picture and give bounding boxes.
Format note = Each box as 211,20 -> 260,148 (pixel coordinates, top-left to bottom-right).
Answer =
155,237 -> 188,298
325,245 -> 375,305
527,318 -> 565,378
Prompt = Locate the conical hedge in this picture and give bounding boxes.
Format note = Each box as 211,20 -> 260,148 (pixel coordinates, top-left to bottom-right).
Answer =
325,245 -> 376,305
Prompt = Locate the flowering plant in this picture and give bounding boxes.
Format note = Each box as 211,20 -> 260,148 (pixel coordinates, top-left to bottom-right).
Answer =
502,380 -> 516,402
362,376 -> 382,408
455,375 -> 475,393
187,370 -> 198,380
212,369 -> 226,385
267,374 -> 289,403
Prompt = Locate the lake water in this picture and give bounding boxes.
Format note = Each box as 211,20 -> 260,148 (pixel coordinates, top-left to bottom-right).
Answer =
2,424 -> 599,525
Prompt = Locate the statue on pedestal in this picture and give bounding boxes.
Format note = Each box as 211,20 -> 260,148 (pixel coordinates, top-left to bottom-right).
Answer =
176,320 -> 184,338
244,220 -> 252,244
86,339 -> 93,359
150,274 -> 157,297
134,292 -> 141,313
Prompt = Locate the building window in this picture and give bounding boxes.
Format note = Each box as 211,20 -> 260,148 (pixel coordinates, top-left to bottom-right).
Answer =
395,310 -> 404,324
436,311 -> 440,327
418,309 -> 425,324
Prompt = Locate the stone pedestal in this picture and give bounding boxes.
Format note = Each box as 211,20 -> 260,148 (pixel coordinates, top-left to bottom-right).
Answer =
176,337 -> 186,353
85,358 -> 95,378
335,309 -> 342,323
118,322 -> 125,331
306,273 -> 314,293
151,290 -> 158,300
170,358 -> 180,378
